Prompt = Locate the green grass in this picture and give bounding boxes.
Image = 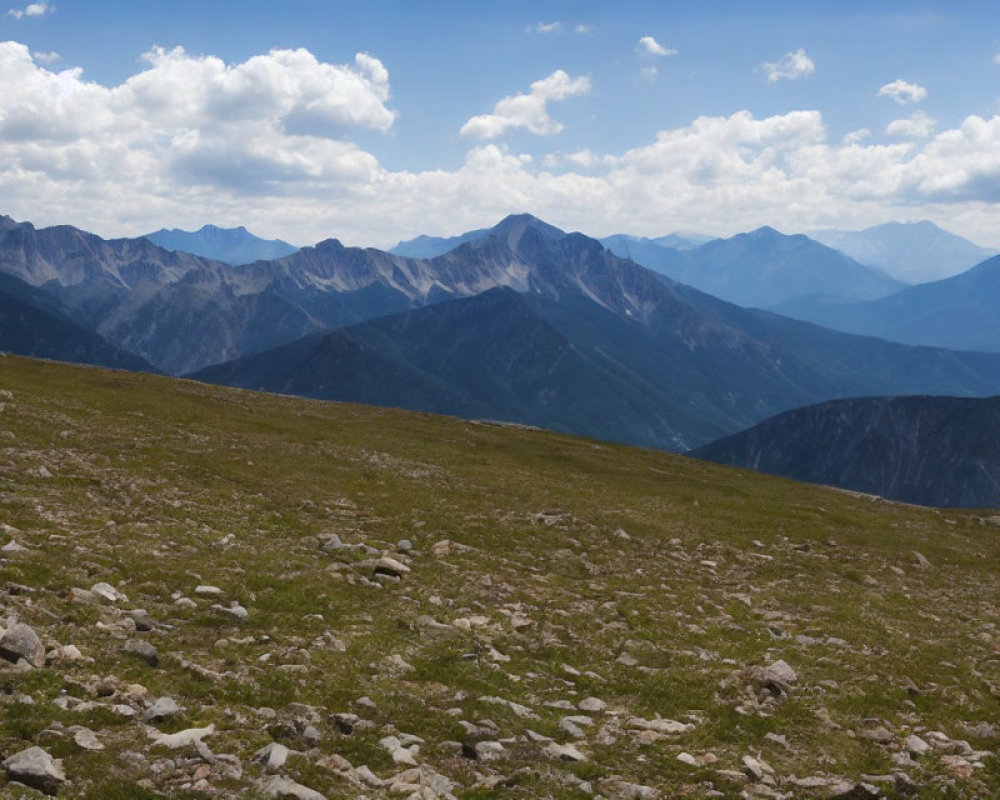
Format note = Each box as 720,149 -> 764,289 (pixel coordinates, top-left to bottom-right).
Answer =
0,355 -> 997,798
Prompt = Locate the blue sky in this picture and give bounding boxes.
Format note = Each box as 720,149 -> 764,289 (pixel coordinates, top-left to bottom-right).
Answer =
3,1 -> 1000,247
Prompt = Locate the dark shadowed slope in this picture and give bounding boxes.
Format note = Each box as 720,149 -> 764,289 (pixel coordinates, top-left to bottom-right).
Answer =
690,394 -> 1000,508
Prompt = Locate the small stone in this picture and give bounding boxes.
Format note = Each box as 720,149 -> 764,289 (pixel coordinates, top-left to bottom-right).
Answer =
373,556 -> 411,578
90,582 -> 125,603
0,623 -> 45,668
904,734 -> 930,756
474,741 -> 505,761
396,539 -> 413,553
1,539 -> 28,553
194,585 -> 224,597
677,752 -> 698,765
143,696 -> 183,722
70,726 -> 104,751
545,742 -> 586,761
578,696 -> 607,713
912,551 -> 932,568
2,746 -> 67,796
123,639 -> 159,667
255,742 -> 291,773
742,754 -> 773,782
256,775 -> 327,800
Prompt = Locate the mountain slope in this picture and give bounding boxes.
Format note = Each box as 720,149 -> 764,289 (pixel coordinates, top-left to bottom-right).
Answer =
690,394 -> 1000,508
810,220 -> 997,283
145,224 -> 299,264
0,272 -> 154,371
772,255 -> 1000,353
2,355 -> 998,798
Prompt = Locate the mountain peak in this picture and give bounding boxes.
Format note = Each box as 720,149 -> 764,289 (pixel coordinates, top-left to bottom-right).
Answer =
490,213 -> 566,240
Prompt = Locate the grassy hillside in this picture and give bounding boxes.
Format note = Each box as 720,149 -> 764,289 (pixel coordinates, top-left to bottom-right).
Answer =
0,355 -> 997,798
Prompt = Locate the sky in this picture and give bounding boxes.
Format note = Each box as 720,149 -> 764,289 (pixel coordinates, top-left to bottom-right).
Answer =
3,0 -> 1000,248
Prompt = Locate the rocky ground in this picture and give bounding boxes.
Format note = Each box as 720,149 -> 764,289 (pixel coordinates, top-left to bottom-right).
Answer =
0,355 -> 998,798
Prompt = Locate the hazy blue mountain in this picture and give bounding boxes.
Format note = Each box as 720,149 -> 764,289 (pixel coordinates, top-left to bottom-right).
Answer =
144,224 -> 298,265
0,272 -> 154,371
389,229 -> 489,258
633,227 -> 905,308
771,255 -> 1000,353
192,216 -> 1000,451
600,232 -> 710,266
809,221 -> 997,283
690,395 -> 1000,508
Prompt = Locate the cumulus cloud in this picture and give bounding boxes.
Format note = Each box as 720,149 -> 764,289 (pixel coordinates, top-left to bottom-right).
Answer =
6,2 -> 49,18
637,36 -> 676,58
0,41 -> 395,199
32,50 -> 58,63
459,70 -> 591,139
886,111 -> 937,139
877,79 -> 927,105
761,49 -> 815,82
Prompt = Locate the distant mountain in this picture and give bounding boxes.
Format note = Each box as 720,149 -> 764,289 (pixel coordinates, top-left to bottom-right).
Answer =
600,232 -> 710,265
0,272 -> 154,371
612,226 -> 905,308
689,395 -> 1000,508
390,229 -> 489,259
144,224 -> 298,265
192,215 -> 1000,451
809,221 -> 997,283
771,255 -> 1000,353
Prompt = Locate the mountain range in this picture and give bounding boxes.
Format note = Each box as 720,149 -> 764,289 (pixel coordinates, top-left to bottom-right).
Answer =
144,224 -> 299,265
690,394 -> 1000,508
6,210 -> 1000,456
809,220 -> 997,283
190,214 -> 1000,451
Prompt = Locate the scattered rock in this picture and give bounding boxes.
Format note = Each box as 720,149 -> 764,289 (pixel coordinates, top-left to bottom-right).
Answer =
70,726 -> 104,751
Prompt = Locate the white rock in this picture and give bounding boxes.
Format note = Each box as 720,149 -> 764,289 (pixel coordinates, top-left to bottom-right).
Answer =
148,723 -> 215,749
474,741 -> 505,761
195,585 -> 224,597
905,734 -> 931,756
255,742 -> 291,772
90,582 -> 125,603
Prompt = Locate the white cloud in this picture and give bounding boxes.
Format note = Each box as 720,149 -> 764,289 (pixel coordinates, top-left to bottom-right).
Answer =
32,50 -> 58,63
886,111 -> 937,139
574,24 -> 592,35
761,49 -> 815,82
6,41 -> 1000,250
877,79 -> 927,105
637,36 -> 676,58
459,70 -> 591,140
529,21 -> 562,34
6,2 -> 50,18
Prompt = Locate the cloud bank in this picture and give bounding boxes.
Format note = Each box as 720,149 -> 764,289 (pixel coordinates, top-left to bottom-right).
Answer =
4,42 -> 1000,248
